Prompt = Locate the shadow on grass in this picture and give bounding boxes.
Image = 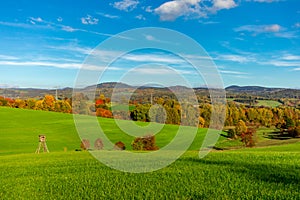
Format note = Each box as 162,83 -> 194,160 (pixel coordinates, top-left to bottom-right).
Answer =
185,156 -> 300,186
264,131 -> 294,140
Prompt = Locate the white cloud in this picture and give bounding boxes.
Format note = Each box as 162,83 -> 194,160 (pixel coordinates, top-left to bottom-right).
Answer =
262,60 -> 300,68
112,0 -> 139,12
135,15 -> 146,20
57,17 -> 63,22
215,54 -> 254,63
131,67 -> 192,75
294,22 -> 300,28
29,17 -> 43,23
0,54 -> 19,60
235,24 -> 282,35
154,0 -> 206,21
212,0 -> 237,10
97,12 -> 120,19
0,21 -> 53,30
0,60 -> 120,71
281,54 -> 300,61
81,15 -> 99,25
145,6 -> 153,13
123,53 -> 185,63
220,70 -> 248,75
145,35 -> 156,41
235,24 -> 297,39
154,1 -> 190,21
154,0 -> 238,21
61,25 -> 77,32
274,31 -> 297,39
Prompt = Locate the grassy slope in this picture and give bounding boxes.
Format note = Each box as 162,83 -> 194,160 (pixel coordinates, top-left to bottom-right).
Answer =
1,107 -> 300,199
0,107 -> 215,154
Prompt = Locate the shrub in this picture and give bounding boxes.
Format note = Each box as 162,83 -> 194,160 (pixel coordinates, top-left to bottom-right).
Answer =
80,139 -> 90,150
227,129 -> 237,139
94,138 -> 104,150
241,128 -> 256,147
114,141 -> 125,150
288,126 -> 300,138
132,135 -> 159,151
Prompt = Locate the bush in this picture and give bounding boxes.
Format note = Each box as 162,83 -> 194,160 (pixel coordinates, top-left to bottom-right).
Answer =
80,139 -> 90,150
227,129 -> 237,139
288,126 -> 300,138
94,138 -> 104,150
114,141 -> 125,150
241,128 -> 256,147
132,135 -> 159,151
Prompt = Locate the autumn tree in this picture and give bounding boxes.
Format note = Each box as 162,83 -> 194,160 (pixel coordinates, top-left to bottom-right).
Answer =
241,128 -> 257,147
235,120 -> 247,136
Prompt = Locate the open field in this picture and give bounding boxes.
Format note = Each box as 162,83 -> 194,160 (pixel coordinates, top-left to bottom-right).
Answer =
256,100 -> 282,108
1,150 -> 299,199
226,98 -> 282,108
0,107 -> 214,154
0,107 -> 300,199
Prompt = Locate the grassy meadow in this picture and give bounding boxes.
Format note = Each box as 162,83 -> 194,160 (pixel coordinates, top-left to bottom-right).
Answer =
0,107 -> 300,199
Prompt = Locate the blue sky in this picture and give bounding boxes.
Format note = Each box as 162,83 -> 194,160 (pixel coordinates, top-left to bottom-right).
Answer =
0,0 -> 299,88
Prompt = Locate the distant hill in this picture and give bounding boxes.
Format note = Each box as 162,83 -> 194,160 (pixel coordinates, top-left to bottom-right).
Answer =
226,85 -> 300,98
1,82 -> 300,99
226,85 -> 283,92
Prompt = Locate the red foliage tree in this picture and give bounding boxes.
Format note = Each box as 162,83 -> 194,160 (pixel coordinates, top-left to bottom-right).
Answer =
80,139 -> 90,150
114,141 -> 125,150
241,128 -> 256,147
94,138 -> 104,150
96,108 -> 113,118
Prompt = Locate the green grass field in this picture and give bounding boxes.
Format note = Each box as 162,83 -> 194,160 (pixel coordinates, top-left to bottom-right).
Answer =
227,98 -> 282,108
256,100 -> 282,108
0,107 -> 299,199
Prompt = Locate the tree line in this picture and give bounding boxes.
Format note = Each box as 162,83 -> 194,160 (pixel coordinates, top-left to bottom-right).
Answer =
0,95 -> 72,113
1,94 -> 300,132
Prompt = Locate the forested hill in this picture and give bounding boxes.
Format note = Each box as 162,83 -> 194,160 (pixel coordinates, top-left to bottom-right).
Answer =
1,82 -> 300,99
225,85 -> 300,99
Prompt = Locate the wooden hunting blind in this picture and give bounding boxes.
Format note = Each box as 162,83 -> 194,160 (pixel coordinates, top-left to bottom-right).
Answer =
35,135 -> 49,153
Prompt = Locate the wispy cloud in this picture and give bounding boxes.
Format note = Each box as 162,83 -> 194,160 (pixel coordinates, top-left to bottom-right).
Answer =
0,18 -> 131,39
0,60 -> 120,71
235,24 -> 281,34
96,12 -> 120,19
262,60 -> 300,68
57,17 -> 63,22
111,0 -> 139,12
257,53 -> 300,69
81,15 -> 99,25
215,54 -> 255,63
0,54 -> 19,60
47,45 -> 93,55
281,54 -> 300,61
123,53 -> 184,63
234,24 -> 298,38
135,15 -> 146,20
131,67 -> 192,75
28,17 -> 43,24
0,21 -> 53,30
220,70 -> 248,75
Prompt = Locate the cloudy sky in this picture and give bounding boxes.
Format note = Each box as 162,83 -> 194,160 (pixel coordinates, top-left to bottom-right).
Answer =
0,0 -> 299,88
